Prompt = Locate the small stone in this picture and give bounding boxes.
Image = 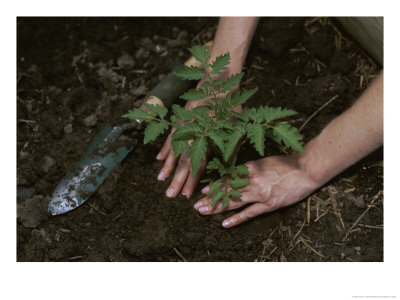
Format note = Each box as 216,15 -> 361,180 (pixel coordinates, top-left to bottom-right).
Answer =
354,246 -> 361,251
64,123 -> 73,134
340,252 -> 345,259
17,195 -> 49,228
262,238 -> 275,248
42,155 -> 55,173
117,53 -> 134,69
83,115 -> 97,127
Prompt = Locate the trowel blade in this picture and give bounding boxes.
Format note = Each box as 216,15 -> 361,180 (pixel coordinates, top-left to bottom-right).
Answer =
48,124 -> 136,215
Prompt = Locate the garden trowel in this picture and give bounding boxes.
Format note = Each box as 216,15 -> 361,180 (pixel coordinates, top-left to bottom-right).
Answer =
48,42 -> 212,215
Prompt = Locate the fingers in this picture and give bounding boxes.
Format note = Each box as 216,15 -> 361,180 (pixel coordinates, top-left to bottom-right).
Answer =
156,130 -> 175,161
157,148 -> 178,181
165,150 -> 191,198
221,203 -> 267,228
181,159 -> 207,199
194,191 -> 251,215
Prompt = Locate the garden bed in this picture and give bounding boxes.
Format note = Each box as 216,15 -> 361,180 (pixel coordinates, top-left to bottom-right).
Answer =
17,17 -> 383,261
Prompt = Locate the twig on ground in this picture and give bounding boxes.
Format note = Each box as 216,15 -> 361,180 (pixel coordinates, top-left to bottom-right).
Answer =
86,203 -> 106,216
307,197 -> 311,224
173,247 -> 187,262
298,236 -> 326,258
342,191 -> 382,241
298,95 -> 339,133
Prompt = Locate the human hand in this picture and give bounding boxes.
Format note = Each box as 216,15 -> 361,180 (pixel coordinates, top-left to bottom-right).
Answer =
193,154 -> 321,228
155,91 -> 210,199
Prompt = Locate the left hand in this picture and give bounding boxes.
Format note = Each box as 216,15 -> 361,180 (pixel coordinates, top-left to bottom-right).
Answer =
193,154 -> 321,228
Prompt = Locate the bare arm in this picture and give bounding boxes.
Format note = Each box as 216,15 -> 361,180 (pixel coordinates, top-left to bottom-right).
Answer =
301,72 -> 383,186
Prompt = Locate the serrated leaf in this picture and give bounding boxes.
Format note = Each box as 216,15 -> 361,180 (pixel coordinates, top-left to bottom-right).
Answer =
122,108 -> 152,121
208,181 -> 222,195
246,123 -> 265,156
220,73 -> 244,93
272,122 -> 304,153
229,189 -> 242,198
188,136 -> 208,175
171,138 -> 188,157
192,105 -> 210,115
172,104 -> 194,122
264,106 -> 298,122
180,89 -> 208,101
231,87 -> 258,107
144,103 -> 168,119
223,129 -> 244,162
188,45 -> 210,64
209,131 -> 225,153
211,53 -> 230,75
172,123 -> 201,140
173,66 -> 205,80
222,195 -> 230,208
170,115 -> 177,123
237,107 -> 256,122
231,177 -> 250,189
143,120 -> 169,144
211,190 -> 224,207
206,158 -> 226,177
236,165 -> 249,176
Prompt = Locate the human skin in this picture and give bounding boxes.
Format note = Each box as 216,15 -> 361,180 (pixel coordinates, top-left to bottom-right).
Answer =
194,72 -> 383,228
156,17 -> 260,199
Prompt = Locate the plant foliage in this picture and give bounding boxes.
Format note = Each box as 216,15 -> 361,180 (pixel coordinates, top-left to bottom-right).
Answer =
123,45 -> 304,208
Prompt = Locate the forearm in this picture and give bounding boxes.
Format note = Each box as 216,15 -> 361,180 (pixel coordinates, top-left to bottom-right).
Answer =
209,17 -> 259,76
300,72 -> 383,185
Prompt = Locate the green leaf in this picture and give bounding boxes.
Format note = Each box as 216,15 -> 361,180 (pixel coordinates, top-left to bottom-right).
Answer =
206,158 -> 226,177
229,189 -> 242,198
236,165 -> 249,176
211,190 -> 224,207
121,108 -> 152,121
220,73 -> 244,93
192,105 -> 210,115
173,66 -> 205,80
200,178 -> 211,183
211,53 -> 230,75
188,136 -> 208,175
172,123 -> 201,139
188,45 -> 210,64
180,89 -> 208,101
237,107 -> 256,122
171,138 -> 188,157
209,131 -> 225,153
272,122 -> 304,153
264,106 -> 298,122
231,87 -> 258,107
223,129 -> 244,162
246,123 -> 265,156
231,177 -> 250,189
222,195 -> 230,208
208,181 -> 222,194
143,120 -> 169,144
172,104 -> 194,122
144,103 -> 168,119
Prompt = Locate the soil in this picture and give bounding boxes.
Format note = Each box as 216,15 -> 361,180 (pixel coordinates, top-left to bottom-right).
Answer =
17,17 -> 383,262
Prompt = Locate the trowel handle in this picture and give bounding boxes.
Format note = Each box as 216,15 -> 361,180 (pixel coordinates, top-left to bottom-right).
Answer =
139,41 -> 213,110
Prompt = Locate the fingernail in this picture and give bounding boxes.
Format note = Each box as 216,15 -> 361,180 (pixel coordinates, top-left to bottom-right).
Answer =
157,171 -> 165,181
156,152 -> 162,160
199,206 -> 209,213
166,188 -> 175,197
222,219 -> 231,228
201,186 -> 209,194
194,201 -> 202,209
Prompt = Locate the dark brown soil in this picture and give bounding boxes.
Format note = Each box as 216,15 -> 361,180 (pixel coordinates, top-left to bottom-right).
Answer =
17,17 -> 383,262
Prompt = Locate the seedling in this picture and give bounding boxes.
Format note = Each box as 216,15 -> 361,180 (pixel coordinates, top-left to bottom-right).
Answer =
123,45 -> 304,208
